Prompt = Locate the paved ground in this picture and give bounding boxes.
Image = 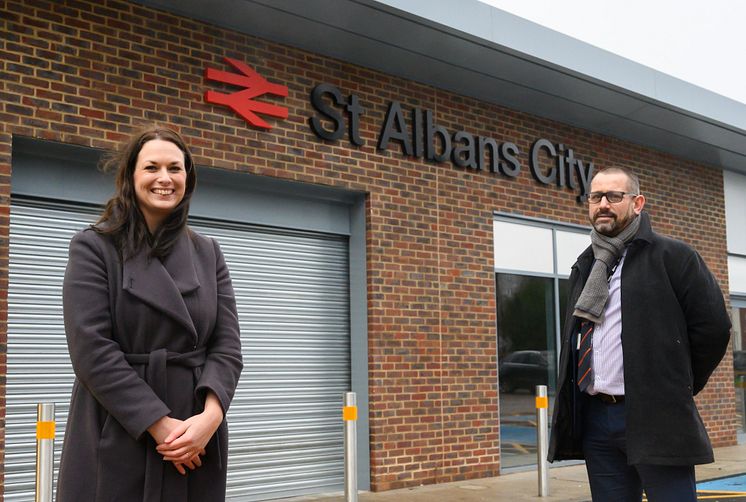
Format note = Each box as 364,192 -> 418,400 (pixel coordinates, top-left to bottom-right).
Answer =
280,443 -> 746,502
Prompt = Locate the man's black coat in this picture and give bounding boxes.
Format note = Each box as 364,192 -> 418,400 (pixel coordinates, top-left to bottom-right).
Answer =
548,212 -> 731,465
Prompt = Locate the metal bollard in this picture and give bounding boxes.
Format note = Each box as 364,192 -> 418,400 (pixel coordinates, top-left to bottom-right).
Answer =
535,385 -> 549,497
343,392 -> 358,502
36,403 -> 55,502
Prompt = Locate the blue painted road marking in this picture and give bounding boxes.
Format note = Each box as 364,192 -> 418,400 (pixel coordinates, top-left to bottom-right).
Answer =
698,473 -> 746,492
691,473 -> 746,501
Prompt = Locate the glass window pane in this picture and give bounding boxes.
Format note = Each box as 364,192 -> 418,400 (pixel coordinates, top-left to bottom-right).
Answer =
733,305 -> 746,442
496,273 -> 557,469
556,229 -> 589,277
558,278 -> 570,342
494,220 -> 553,274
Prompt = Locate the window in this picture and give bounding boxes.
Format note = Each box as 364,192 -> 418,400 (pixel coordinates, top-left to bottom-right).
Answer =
724,170 -> 746,442
494,216 -> 588,470
732,300 -> 746,443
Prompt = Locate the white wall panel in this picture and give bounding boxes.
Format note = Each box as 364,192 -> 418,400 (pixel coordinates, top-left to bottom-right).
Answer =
729,255 -> 746,296
493,220 -> 553,274
556,230 -> 590,277
724,170 -> 746,255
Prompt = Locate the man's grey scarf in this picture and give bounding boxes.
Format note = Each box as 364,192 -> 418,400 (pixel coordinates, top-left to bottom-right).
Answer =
573,215 -> 641,323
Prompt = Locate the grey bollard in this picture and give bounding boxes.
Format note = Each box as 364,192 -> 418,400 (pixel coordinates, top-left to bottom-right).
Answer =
35,403 -> 55,502
343,392 -> 358,502
536,385 -> 549,497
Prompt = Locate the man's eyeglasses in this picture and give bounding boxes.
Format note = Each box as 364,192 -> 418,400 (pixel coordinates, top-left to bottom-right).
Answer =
587,191 -> 638,204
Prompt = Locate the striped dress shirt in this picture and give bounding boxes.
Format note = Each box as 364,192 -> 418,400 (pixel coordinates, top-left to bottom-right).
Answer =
588,251 -> 626,396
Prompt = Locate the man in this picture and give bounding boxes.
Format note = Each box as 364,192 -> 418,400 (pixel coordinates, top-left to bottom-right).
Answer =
548,167 -> 731,501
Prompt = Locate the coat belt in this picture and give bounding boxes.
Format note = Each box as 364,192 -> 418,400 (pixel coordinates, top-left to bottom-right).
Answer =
124,347 -> 207,502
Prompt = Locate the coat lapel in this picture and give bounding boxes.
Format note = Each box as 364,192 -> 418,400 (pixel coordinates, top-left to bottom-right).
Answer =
123,231 -> 200,339
161,230 -> 201,295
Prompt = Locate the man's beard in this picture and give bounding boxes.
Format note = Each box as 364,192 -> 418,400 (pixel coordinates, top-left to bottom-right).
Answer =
592,210 -> 631,237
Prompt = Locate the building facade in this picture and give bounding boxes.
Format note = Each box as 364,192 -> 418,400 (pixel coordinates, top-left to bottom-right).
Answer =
1,0 -> 745,500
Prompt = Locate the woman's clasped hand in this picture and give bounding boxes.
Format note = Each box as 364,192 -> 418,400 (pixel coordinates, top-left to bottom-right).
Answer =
149,394 -> 224,475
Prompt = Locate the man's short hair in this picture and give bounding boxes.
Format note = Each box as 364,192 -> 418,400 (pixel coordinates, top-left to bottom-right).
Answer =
592,166 -> 640,194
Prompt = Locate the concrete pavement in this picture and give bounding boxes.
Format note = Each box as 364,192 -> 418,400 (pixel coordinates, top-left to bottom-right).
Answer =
281,443 -> 746,502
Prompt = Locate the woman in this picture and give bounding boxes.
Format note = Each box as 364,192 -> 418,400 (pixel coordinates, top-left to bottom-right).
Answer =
56,126 -> 243,501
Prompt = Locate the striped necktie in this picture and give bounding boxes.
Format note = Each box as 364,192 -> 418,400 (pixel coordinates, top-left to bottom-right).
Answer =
577,320 -> 594,392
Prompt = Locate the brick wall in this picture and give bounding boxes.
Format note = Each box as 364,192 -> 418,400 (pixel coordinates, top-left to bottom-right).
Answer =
0,0 -> 736,495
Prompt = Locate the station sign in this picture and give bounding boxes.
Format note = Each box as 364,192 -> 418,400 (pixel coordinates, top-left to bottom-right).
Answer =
204,59 -> 594,201
309,83 -> 594,202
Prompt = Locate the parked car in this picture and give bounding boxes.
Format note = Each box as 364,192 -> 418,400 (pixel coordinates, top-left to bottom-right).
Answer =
499,350 -> 554,393
735,350 -> 746,370
734,350 -> 746,385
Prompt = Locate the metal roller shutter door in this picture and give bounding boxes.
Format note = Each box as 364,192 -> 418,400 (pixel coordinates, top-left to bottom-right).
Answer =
5,202 -> 97,501
6,200 -> 350,501
189,219 -> 350,501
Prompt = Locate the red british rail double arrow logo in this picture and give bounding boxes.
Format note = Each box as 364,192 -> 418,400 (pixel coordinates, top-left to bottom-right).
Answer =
204,57 -> 288,130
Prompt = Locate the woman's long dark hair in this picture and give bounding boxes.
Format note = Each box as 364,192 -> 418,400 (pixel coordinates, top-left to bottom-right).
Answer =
95,126 -> 197,259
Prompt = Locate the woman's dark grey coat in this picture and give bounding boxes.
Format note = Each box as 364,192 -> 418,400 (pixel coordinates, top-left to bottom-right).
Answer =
56,227 -> 243,502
